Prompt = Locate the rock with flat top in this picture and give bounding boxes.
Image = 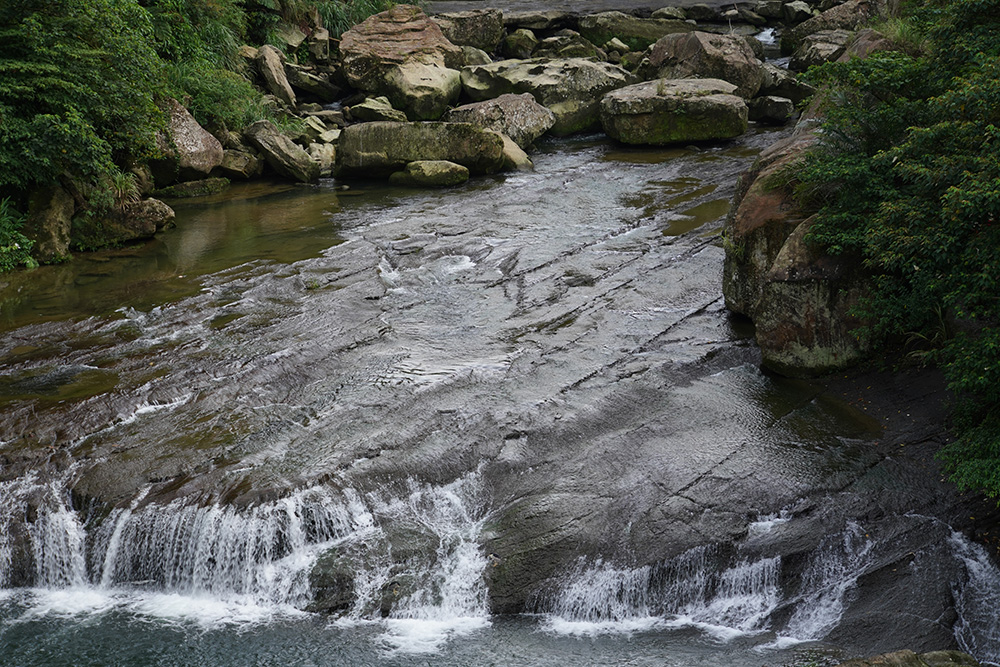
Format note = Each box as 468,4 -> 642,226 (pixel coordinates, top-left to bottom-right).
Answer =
600,78 -> 748,145
388,160 -> 470,187
443,93 -> 556,148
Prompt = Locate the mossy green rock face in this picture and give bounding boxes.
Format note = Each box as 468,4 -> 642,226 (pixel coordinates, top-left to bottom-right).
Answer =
599,78 -> 748,145
578,11 -> 694,52
388,160 -> 470,187
336,121 -> 505,178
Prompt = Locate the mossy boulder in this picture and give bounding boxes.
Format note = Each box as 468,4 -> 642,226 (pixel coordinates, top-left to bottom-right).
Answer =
336,121 -> 505,178
599,78 -> 748,145
577,11 -> 694,52
388,160 -> 470,187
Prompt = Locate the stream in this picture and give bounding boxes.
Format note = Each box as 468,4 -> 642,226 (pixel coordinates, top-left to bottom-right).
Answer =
2,129 -> 1000,666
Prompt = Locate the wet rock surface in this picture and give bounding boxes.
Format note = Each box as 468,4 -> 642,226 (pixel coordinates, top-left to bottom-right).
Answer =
1,127 -> 996,660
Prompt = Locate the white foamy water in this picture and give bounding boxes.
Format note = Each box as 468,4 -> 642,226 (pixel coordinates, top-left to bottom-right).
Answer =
779,522 -> 874,644
951,532 -> 1000,666
541,546 -> 781,639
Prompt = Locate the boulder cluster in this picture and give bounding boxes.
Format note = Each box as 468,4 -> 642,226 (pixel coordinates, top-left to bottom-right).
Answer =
151,0 -> 879,194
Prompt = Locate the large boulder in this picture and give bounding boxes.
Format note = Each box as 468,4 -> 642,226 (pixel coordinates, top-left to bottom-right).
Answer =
504,10 -> 576,31
781,0 -> 877,53
24,185 -> 74,262
752,215 -> 870,375
461,58 -> 635,135
600,78 -> 748,145
348,96 -> 409,123
218,150 -> 261,180
336,121 -> 506,178
285,65 -> 341,103
722,119 -> 869,376
432,9 -> 504,53
339,5 -> 463,120
71,198 -> 175,250
789,29 -> 854,72
149,99 -> 224,186
644,31 -> 765,100
244,120 -> 320,183
442,93 -> 556,148
577,11 -> 695,52
256,45 -> 296,108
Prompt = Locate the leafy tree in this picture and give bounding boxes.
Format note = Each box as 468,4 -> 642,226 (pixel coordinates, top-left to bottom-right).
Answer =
795,0 -> 1000,496
0,0 -> 165,195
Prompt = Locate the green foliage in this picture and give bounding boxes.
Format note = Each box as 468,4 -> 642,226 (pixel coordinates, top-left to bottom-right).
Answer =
795,0 -> 1000,496
0,0 -> 165,192
0,198 -> 37,271
314,0 -> 398,38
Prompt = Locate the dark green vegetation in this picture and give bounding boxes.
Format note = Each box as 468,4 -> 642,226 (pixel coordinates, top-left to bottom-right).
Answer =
0,0 -> 393,267
795,0 -> 1000,496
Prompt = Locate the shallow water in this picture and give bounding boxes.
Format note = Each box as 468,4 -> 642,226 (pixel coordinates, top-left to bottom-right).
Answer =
1,130 -> 998,666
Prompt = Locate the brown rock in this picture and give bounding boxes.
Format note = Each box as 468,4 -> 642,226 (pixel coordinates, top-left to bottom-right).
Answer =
442,93 -> 556,148
25,185 -> 74,262
149,99 -> 225,186
256,45 -> 296,108
646,31 -> 764,99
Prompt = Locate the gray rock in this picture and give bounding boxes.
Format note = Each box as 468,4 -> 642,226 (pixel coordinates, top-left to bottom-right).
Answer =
432,9 -> 504,53
308,27 -> 330,62
760,63 -> 816,104
534,33 -> 605,60
748,95 -> 795,124
218,150 -> 261,180
494,132 -> 534,171
25,185 -> 74,262
348,96 -> 409,123
244,120 -> 321,182
70,197 -> 175,249
755,0 -> 785,18
154,178 -> 230,198
256,45 -> 296,108
783,0 -> 815,24
651,6 -> 687,20
443,93 -> 556,148
308,143 -> 337,177
685,3 -> 721,20
388,160 -> 470,187
645,31 -> 764,99
336,121 -> 506,178
461,57 -> 635,135
149,98 -> 224,186
782,0 -> 877,53
503,29 -> 539,59
836,649 -> 981,667
462,45 -> 493,66
738,6 -> 768,26
503,10 -> 575,31
285,65 -> 340,102
789,28 -> 853,71
339,5 -> 464,120
578,11 -> 695,52
600,78 -> 748,145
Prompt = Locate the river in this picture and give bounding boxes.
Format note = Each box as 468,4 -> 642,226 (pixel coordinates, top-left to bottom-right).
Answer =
2,129 -> 999,666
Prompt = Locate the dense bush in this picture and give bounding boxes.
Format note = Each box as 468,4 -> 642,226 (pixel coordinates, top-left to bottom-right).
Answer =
0,198 -> 36,271
795,0 -> 1000,496
0,0 -> 165,195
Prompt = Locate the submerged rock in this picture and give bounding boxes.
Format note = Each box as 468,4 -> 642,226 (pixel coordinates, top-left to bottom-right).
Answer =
836,650 -> 980,666
336,121 -> 505,177
461,57 -> 635,135
600,78 -> 748,145
388,159 -> 470,187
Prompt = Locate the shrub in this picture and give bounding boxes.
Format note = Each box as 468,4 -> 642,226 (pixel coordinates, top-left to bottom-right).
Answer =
0,198 -> 37,271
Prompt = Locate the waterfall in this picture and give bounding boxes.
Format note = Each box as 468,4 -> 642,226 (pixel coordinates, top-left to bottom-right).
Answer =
782,521 -> 874,642
540,545 -> 781,639
0,470 -> 490,648
951,532 -> 1000,666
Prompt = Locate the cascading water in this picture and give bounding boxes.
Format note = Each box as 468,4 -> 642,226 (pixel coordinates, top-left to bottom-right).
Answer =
951,532 -> 1000,666
539,545 -> 782,640
0,470 -> 490,650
